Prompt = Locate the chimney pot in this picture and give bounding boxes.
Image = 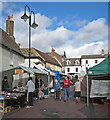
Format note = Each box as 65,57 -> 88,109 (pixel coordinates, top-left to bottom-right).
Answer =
8,16 -> 10,20
6,15 -> 14,40
10,15 -> 13,21
17,43 -> 21,48
52,48 -> 55,52
101,49 -> 104,55
64,51 -> 66,57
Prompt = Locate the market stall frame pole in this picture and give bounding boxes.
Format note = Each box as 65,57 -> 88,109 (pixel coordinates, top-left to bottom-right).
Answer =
21,5 -> 38,76
87,75 -> 89,106
48,72 -> 50,95
39,78 -> 40,99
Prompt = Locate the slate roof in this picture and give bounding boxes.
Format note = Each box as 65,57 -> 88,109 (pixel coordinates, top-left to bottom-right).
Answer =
34,48 -> 61,67
65,58 -> 81,66
81,54 -> 107,59
0,28 -> 23,56
20,48 -> 40,58
20,48 -> 61,67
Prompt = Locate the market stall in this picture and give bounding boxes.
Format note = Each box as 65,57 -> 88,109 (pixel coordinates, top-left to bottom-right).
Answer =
21,61 -> 55,87
0,92 -> 26,115
0,65 -> 48,115
86,56 -> 110,105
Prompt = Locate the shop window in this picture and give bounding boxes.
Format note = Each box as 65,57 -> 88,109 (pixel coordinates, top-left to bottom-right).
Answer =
75,75 -> 78,80
55,66 -> 57,70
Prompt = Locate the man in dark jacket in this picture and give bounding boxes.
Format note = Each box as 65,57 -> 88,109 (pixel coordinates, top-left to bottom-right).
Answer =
2,76 -> 9,92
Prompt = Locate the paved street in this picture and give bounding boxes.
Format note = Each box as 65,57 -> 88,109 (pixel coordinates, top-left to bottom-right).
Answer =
2,86 -> 109,119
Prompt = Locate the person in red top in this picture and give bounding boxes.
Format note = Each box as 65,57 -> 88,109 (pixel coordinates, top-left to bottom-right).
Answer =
63,76 -> 71,102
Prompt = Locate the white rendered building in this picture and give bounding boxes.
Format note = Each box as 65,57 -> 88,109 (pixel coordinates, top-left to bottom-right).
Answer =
64,58 -> 81,76
81,54 -> 107,72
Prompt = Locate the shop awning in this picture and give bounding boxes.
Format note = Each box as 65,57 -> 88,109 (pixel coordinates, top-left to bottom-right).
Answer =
3,65 -> 47,75
87,56 -> 110,76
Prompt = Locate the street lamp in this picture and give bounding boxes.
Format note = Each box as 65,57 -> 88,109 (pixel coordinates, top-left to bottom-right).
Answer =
21,5 -> 38,69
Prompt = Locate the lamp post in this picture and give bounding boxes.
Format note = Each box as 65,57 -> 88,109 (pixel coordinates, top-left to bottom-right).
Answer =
21,5 -> 38,69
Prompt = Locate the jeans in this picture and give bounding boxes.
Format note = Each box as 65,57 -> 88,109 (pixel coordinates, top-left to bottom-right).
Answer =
64,88 -> 69,100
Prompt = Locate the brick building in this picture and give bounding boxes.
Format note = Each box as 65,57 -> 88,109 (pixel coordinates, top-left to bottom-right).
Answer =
48,48 -> 66,73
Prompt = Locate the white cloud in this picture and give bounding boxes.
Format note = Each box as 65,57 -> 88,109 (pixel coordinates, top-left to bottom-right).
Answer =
14,11 -> 74,51
9,11 -> 108,58
32,26 -> 74,52
73,18 -> 107,47
56,41 -> 108,58
58,16 -> 88,28
72,19 -> 88,27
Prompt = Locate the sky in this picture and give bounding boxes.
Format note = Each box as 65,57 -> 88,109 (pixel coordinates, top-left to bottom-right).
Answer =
1,2 -> 108,58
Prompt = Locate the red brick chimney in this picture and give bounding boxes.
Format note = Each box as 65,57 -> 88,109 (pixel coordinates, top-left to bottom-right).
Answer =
52,48 -> 55,52
6,15 -> 15,40
17,43 -> 21,48
64,51 -> 66,57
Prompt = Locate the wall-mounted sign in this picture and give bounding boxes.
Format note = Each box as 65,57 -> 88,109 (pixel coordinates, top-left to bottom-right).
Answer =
15,69 -> 24,74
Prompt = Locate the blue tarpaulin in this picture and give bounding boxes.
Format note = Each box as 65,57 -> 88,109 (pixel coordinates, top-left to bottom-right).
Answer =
48,69 -> 59,88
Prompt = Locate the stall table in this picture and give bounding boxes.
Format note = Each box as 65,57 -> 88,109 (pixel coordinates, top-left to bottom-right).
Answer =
0,97 -> 14,115
0,93 -> 26,116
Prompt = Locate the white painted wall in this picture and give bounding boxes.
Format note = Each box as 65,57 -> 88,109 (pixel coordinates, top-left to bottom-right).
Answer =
1,47 -> 24,89
2,48 -> 24,71
25,58 -> 45,67
25,58 -> 40,63
0,45 -> 2,91
81,58 -> 105,72
65,66 -> 81,75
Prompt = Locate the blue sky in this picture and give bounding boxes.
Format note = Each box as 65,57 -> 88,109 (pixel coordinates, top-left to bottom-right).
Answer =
1,2 -> 108,57
2,2 -> 108,30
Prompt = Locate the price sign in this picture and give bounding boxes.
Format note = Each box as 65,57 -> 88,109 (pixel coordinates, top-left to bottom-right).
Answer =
15,69 -> 24,74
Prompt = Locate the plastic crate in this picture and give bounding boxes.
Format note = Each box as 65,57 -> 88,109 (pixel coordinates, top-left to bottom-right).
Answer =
40,97 -> 44,100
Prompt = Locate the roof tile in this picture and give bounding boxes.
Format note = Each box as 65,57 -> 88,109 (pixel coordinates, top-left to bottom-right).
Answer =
0,28 -> 23,55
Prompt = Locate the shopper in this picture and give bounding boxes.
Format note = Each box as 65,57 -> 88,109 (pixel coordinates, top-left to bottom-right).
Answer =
2,76 -> 9,92
74,79 -> 81,103
54,79 -> 61,100
63,76 -> 71,102
26,77 -> 35,108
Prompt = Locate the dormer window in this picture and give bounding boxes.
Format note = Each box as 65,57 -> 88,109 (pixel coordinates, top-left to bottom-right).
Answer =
75,60 -> 79,65
67,60 -> 71,65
